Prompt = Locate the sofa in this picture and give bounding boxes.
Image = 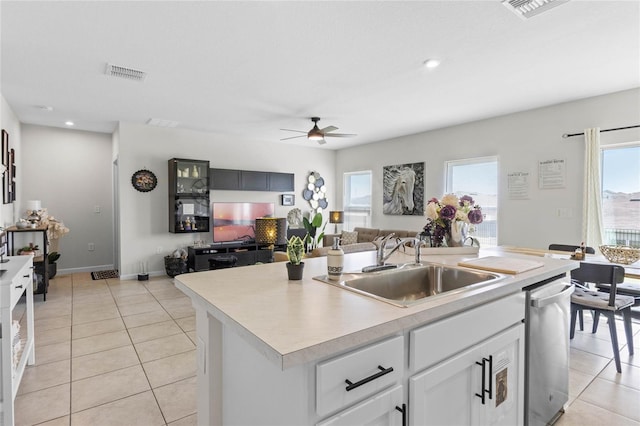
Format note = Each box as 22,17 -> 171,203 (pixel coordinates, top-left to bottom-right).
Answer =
274,227 -> 421,261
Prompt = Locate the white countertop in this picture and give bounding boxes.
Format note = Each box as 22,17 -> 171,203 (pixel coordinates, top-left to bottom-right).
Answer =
175,248 -> 577,369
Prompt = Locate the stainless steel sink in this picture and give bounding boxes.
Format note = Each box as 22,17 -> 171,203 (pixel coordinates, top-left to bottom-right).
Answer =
314,263 -> 504,307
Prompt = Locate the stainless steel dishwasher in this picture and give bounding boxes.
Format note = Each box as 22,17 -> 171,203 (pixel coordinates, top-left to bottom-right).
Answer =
524,276 -> 574,426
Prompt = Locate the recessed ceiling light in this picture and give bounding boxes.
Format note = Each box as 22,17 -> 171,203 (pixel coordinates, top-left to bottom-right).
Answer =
423,59 -> 441,69
64,121 -> 75,126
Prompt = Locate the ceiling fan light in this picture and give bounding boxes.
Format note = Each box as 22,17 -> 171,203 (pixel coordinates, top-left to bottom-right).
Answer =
308,133 -> 324,141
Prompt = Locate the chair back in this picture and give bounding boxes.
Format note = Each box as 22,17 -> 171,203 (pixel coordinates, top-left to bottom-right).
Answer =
549,244 -> 595,254
570,262 -> 625,307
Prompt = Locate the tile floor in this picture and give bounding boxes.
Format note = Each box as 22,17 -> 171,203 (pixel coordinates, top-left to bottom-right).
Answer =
11,273 -> 640,425
14,273 -> 197,426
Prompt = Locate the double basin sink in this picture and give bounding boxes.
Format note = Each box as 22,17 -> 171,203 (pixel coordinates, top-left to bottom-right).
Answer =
314,262 -> 504,308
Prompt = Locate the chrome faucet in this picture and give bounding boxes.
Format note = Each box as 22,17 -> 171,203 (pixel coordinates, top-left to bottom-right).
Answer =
373,233 -> 397,266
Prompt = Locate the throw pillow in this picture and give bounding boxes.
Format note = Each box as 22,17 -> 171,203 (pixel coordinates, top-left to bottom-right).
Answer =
341,230 -> 358,245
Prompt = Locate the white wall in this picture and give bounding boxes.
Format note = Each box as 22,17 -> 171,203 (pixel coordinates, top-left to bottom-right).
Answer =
335,88 -> 640,249
117,122 -> 336,278
0,95 -> 21,228
21,124 -> 114,272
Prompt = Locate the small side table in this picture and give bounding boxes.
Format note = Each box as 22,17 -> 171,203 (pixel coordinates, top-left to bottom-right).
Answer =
5,225 -> 49,301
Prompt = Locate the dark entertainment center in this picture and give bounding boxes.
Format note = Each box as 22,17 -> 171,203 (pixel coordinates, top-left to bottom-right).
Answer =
170,158 -> 298,271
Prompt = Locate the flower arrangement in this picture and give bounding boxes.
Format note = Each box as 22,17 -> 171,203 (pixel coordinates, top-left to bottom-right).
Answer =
422,194 -> 483,247
28,208 -> 70,242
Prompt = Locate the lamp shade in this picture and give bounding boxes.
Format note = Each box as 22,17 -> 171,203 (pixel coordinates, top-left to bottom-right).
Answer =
255,218 -> 287,245
329,211 -> 344,224
25,200 -> 42,212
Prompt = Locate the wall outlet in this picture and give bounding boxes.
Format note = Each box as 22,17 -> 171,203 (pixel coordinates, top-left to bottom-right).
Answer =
156,246 -> 163,254
94,205 -> 101,213
557,208 -> 573,218
88,242 -> 95,251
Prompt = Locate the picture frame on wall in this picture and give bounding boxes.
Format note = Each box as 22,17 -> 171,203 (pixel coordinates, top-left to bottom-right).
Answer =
9,148 -> 16,203
281,194 -> 295,206
2,130 -> 10,204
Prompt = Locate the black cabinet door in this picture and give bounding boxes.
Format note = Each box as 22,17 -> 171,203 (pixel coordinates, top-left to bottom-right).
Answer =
241,171 -> 269,191
210,168 -> 241,190
268,172 -> 295,191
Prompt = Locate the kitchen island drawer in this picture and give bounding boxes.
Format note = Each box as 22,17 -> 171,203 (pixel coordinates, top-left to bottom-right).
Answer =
410,292 -> 524,372
316,335 -> 404,416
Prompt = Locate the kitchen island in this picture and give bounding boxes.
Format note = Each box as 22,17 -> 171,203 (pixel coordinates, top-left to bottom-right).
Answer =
175,248 -> 576,425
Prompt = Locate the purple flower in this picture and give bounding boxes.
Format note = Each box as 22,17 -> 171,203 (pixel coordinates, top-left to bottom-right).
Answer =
468,209 -> 484,224
440,204 -> 457,220
460,195 -> 474,206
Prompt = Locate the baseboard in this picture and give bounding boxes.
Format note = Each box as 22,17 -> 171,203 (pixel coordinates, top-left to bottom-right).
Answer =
58,264 -> 115,275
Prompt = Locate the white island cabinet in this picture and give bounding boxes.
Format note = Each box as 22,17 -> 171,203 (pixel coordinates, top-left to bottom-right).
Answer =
174,250 -> 573,425
0,256 -> 36,426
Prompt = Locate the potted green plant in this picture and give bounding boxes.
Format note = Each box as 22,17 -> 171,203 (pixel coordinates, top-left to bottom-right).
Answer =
286,235 -> 305,280
48,251 -> 61,279
18,243 -> 39,255
303,212 -> 327,251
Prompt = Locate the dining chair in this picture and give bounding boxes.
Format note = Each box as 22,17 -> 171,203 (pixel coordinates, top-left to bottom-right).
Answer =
570,262 -> 634,373
548,243 -> 595,254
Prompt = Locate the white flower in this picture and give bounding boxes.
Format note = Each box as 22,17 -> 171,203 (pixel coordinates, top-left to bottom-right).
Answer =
441,194 -> 459,207
425,202 -> 439,220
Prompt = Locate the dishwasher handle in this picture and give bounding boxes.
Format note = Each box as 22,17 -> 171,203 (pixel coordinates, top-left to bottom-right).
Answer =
530,284 -> 574,308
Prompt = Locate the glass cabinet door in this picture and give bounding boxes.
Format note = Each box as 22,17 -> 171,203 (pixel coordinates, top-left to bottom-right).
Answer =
169,158 -> 210,233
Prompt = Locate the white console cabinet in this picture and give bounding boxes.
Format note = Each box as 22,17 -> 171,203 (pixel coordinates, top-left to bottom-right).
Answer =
0,256 -> 36,426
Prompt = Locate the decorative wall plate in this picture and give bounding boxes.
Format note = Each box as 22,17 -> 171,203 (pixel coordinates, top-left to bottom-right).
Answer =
132,169 -> 157,192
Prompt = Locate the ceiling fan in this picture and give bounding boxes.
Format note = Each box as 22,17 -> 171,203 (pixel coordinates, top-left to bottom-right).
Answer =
280,117 -> 356,145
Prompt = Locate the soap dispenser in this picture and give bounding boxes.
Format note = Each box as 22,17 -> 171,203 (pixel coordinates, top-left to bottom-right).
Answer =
327,237 -> 344,281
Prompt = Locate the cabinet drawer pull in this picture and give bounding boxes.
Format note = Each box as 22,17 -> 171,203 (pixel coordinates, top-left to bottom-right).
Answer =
15,285 -> 23,289
345,365 -> 394,392
475,359 -> 486,404
395,403 -> 407,426
24,274 -> 30,278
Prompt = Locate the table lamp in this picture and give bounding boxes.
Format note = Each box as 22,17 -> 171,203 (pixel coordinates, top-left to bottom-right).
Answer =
329,211 -> 344,233
255,218 -> 288,247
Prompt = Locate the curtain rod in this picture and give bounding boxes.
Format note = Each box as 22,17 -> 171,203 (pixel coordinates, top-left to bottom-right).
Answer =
562,124 -> 640,138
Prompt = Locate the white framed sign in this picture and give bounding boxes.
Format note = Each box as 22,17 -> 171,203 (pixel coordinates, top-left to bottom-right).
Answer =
538,159 -> 566,189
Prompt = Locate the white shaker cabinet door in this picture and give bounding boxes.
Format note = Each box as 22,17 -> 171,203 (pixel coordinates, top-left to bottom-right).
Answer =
410,323 -> 524,426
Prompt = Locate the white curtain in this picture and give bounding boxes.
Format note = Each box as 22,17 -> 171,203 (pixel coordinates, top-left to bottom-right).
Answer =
582,128 -> 604,247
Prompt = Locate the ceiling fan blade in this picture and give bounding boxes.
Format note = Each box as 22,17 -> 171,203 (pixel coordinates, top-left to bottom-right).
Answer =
317,138 -> 327,145
320,126 -> 338,133
280,135 -> 306,141
280,128 -> 307,133
324,133 -> 357,138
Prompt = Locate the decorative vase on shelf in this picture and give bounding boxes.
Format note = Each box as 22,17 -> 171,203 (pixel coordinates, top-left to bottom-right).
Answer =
445,221 -> 470,247
286,262 -> 305,280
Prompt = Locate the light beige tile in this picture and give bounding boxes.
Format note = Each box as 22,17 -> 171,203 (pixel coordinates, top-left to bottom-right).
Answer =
114,293 -> 157,306
18,359 -> 70,395
35,326 -> 71,347
597,361 -> 640,391
35,315 -> 72,332
134,333 -> 194,363
149,287 -> 186,301
128,320 -> 183,344
122,309 -> 172,329
570,333 -> 619,358
168,413 -> 197,426
579,377 -> 640,421
568,368 -> 595,404
35,341 -> 71,365
71,365 -> 150,413
14,383 -> 70,426
72,317 -> 125,340
175,316 -> 195,332
143,350 -> 196,388
154,376 -> 197,423
72,306 -> 120,325
37,415 -> 71,426
557,399 -> 640,426
72,345 -> 140,381
70,390 -> 164,426
72,330 -> 131,358
569,348 -> 611,376
117,300 -> 164,317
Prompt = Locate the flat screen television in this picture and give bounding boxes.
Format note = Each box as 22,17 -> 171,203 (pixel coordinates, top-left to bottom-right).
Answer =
212,202 -> 275,243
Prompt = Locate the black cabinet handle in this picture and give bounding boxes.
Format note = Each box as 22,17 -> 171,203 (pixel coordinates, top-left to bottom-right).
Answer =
23,274 -> 30,278
475,359 -> 486,404
395,403 -> 407,426
345,365 -> 394,391
475,356 -> 493,404
15,285 -> 23,289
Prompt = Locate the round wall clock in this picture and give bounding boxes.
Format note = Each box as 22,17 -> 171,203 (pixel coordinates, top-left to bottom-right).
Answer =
131,169 -> 158,192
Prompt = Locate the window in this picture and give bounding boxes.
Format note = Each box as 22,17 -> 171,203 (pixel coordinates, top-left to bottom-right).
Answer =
343,170 -> 372,230
601,143 -> 640,247
445,157 -> 498,247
